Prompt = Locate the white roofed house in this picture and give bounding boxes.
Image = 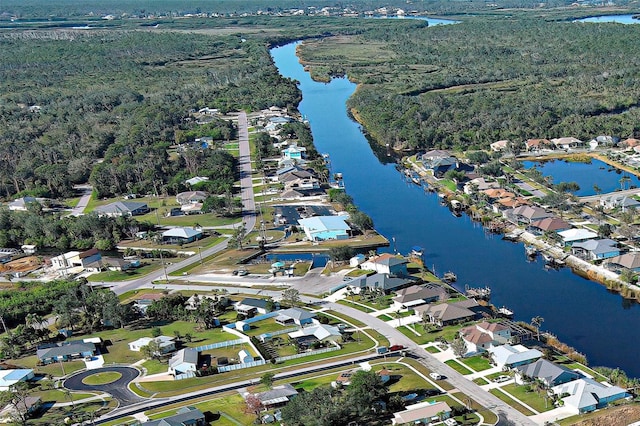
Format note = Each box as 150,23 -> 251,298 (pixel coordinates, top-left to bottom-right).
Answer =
128,336 -> 176,354
488,344 -> 542,370
599,194 -> 640,211
288,324 -> 342,343
0,369 -> 34,391
185,176 -> 209,186
93,201 -> 149,217
8,196 -> 40,212
551,137 -> 583,150
243,383 -> 299,411
162,227 -> 203,244
490,140 -> 509,152
176,191 -> 208,205
551,378 -> 627,414
275,307 -> 317,326
361,253 -> 409,276
557,228 -> 598,247
297,216 -> 351,241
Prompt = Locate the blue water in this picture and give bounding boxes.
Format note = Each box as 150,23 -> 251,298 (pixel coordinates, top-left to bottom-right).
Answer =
271,41 -> 640,376
523,159 -> 640,196
372,16 -> 461,25
576,14 -> 640,24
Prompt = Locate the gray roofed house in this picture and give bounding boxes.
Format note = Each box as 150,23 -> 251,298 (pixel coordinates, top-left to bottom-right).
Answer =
488,344 -> 543,369
36,341 -> 96,364
141,406 -> 206,426
93,201 -> 149,217
516,359 -> 582,388
505,205 -> 553,224
571,238 -> 620,260
349,273 -> 413,293
247,383 -> 299,409
600,194 -> 640,211
275,307 -> 317,326
168,348 -> 199,376
234,298 -> 272,315
176,191 -> 208,205
392,284 -> 448,309
606,252 -> 640,272
361,253 -> 409,276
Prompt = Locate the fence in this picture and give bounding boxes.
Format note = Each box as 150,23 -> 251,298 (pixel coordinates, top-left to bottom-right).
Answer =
275,345 -> 340,363
257,327 -> 299,342
194,339 -> 245,352
218,359 -> 266,372
175,371 -> 196,380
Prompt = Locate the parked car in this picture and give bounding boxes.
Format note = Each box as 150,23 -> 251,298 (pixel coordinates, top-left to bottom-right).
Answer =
237,270 -> 249,276
389,344 -> 405,352
429,372 -> 444,380
493,375 -> 511,383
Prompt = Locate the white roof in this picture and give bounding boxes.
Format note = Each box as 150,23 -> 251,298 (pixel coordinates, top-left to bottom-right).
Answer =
0,370 -> 33,389
289,324 -> 341,341
552,378 -> 626,411
489,344 -> 542,367
185,176 -> 209,186
162,227 -> 203,238
130,336 -> 174,348
298,216 -> 351,232
558,228 -> 598,242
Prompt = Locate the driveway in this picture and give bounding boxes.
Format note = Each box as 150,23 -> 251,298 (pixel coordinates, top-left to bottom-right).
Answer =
63,366 -> 143,406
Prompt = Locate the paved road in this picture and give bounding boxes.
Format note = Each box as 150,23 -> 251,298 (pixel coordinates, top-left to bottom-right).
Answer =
69,185 -> 93,217
579,187 -> 640,203
64,366 -> 143,407
105,112 -> 255,296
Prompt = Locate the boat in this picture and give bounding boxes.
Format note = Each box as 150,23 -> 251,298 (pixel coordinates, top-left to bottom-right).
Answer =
410,246 -> 424,257
497,306 -> 514,319
450,200 -> 462,211
503,230 -> 522,241
525,245 -> 537,258
443,271 -> 457,282
465,285 -> 491,300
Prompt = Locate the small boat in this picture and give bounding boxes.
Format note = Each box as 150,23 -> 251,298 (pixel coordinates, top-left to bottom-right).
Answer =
410,246 -> 424,257
525,245 -> 537,258
503,230 -> 521,241
497,306 -> 514,319
450,200 -> 462,211
443,271 -> 457,282
465,285 -> 491,300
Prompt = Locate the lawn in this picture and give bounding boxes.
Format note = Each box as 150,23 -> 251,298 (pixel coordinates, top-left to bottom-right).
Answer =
31,400 -> 117,425
348,293 -> 393,310
86,261 -> 165,282
146,393 -> 255,426
461,355 -> 492,372
142,359 -> 169,375
82,371 -> 122,385
444,360 -> 473,375
336,299 -> 376,313
425,346 -> 440,354
398,323 -> 461,345
501,383 -> 555,413
473,377 -> 490,385
6,357 -> 86,377
31,389 -> 97,404
322,310 -> 366,328
244,319 -> 294,337
489,388 -> 535,416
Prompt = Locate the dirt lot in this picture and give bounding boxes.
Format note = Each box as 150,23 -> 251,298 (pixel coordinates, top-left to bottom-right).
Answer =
569,404 -> 640,426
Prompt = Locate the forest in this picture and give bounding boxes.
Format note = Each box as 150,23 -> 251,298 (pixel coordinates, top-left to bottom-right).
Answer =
298,17 -> 640,150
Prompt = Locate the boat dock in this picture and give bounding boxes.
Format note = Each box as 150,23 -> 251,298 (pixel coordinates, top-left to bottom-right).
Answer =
465,285 -> 491,300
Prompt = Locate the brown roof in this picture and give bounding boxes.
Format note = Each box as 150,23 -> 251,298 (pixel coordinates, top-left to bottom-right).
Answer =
608,252 -> 640,270
484,188 -> 515,199
497,197 -> 528,208
79,248 -> 99,259
476,321 -> 509,333
622,138 -> 640,148
530,217 -> 571,232
526,138 -> 551,148
460,327 -> 493,345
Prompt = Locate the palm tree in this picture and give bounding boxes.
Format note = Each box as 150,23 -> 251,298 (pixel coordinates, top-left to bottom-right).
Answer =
531,316 -> 544,341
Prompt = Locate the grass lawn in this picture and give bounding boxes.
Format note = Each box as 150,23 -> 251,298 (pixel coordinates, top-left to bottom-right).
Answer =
118,289 -> 167,303
501,383 -> 555,413
384,365 -> 434,393
117,235 -> 226,252
461,355 -> 492,372
31,400 -> 117,425
489,388 -> 535,416
366,329 -> 390,347
425,346 -> 440,353
562,362 -> 609,381
146,393 -> 255,426
349,293 -> 393,310
444,360 -> 473,375
337,299 -> 376,313
244,319 -> 294,337
398,323 -> 461,345
31,389 -> 97,404
473,377 -> 490,385
87,261 -> 164,282
142,359 -> 168,375
82,371 -> 122,385
6,357 -> 86,377
322,310 -> 366,328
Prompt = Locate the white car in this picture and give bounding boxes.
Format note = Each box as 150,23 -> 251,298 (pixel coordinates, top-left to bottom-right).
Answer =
429,372 -> 444,380
494,375 -> 511,383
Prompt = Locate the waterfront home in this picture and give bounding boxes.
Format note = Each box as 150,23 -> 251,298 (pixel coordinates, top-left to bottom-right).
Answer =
571,238 -> 620,260
551,137 -> 583,150
37,341 -> 96,364
297,216 -> 351,241
515,359 -> 582,388
349,254 -> 366,267
557,228 -> 598,246
277,168 -> 315,184
281,143 -> 307,160
392,284 -> 448,309
391,401 -> 452,425
168,348 -> 199,376
93,201 -> 149,217
348,272 -> 413,292
504,205 -> 554,225
490,140 -> 509,152
128,336 -> 176,354
483,188 -> 515,200
459,321 -> 511,355
488,344 -> 542,370
551,378 -> 627,414
493,196 -> 529,214
161,227 -> 203,244
176,190 -> 208,205
140,406 -> 206,426
527,217 -> 572,235
599,194 -> 640,211
463,177 -> 500,195
361,253 -> 409,276
0,369 -> 34,391
275,307 -> 317,326
525,138 -> 553,152
288,324 -> 342,343
50,248 -> 102,273
245,383 -> 298,411
606,252 -> 640,273
415,301 -> 477,327
234,298 -> 273,316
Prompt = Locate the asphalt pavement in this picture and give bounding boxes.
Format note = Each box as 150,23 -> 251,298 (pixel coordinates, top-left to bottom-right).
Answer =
63,366 -> 143,407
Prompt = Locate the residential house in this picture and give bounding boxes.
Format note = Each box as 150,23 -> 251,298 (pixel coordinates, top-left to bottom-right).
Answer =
361,253 -> 409,276
488,344 -> 542,370
392,284 -> 448,309
526,139 -> 553,152
168,348 -> 199,376
599,194 -> 640,211
8,196 -> 40,212
391,401 -> 452,425
128,336 -> 176,354
176,191 -> 208,205
463,177 -> 500,195
528,217 -> 572,235
194,136 -> 213,148
483,188 -> 516,201
459,321 -> 511,354
275,307 -> 317,326
36,341 -> 96,364
50,248 -> 102,273
162,227 -> 203,244
348,273 -> 414,293
551,378 -> 627,414
505,205 -> 553,224
0,370 -> 34,391
93,201 -> 149,217
184,176 -> 209,186
134,293 -> 164,314
571,238 -> 620,260
102,257 -> 140,272
246,383 -> 298,410
288,324 -> 342,343
606,252 -> 640,273
490,140 -> 509,152
180,203 -> 204,215
0,397 -> 41,424
238,349 -> 253,364
277,168 -> 314,184
414,301 -> 477,327
349,254 -> 366,267
281,143 -> 307,161
557,228 -> 598,246
551,137 -> 583,150
297,216 -> 351,241
234,298 -> 272,316
620,138 -> 640,150
140,406 -> 206,426
515,359 -> 582,388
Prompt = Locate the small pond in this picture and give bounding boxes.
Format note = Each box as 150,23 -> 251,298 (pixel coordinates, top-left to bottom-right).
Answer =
265,253 -> 329,268
575,14 -> 640,24
522,158 -> 640,196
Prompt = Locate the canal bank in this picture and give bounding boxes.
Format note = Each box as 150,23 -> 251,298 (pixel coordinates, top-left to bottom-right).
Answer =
270,41 -> 640,377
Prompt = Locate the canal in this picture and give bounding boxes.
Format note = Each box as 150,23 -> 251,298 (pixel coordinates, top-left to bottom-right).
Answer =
270,41 -> 640,377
